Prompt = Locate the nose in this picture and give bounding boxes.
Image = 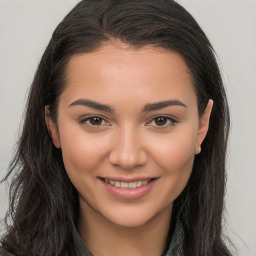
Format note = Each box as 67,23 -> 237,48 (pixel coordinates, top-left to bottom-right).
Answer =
109,126 -> 148,170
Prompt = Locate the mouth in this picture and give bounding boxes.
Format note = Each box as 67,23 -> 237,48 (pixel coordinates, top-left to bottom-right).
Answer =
98,177 -> 158,200
99,178 -> 157,189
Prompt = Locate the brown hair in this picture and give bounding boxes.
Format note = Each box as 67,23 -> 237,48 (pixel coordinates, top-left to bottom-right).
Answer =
1,1 -> 231,255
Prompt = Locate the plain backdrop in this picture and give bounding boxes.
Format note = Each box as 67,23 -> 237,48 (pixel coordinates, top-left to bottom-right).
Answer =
0,0 -> 255,255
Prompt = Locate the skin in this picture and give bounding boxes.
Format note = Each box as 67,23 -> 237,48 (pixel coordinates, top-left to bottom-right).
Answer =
45,41 -> 212,256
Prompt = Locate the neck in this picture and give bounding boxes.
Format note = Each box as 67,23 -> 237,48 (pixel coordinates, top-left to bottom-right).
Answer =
77,201 -> 173,256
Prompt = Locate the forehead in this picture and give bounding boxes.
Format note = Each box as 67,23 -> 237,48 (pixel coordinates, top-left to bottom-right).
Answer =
61,42 -> 196,107
66,42 -> 192,81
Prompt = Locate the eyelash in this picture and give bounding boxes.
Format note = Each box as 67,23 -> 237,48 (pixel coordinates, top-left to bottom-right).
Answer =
78,115 -> 178,129
78,115 -> 109,127
146,115 -> 178,128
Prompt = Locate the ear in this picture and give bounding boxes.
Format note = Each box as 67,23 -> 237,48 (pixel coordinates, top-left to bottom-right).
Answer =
195,100 -> 213,154
45,106 -> 61,148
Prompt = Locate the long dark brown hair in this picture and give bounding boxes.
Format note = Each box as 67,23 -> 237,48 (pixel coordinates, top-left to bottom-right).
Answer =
1,0 -> 231,255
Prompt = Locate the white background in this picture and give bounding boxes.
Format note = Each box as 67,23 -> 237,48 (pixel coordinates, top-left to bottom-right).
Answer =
0,0 -> 255,255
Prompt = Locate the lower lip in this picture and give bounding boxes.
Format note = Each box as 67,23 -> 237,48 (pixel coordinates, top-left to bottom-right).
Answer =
99,179 -> 158,200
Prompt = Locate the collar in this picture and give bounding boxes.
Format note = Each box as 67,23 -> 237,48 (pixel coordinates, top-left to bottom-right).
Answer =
163,218 -> 184,256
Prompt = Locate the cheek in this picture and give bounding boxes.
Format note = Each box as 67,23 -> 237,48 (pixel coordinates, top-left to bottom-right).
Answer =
58,126 -> 110,174
148,128 -> 197,173
149,131 -> 196,202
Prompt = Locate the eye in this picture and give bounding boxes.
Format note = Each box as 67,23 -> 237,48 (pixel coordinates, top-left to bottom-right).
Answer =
147,116 -> 178,128
78,116 -> 109,127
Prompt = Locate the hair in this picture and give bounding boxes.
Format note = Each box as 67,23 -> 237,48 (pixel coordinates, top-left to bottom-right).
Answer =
1,0 -> 231,255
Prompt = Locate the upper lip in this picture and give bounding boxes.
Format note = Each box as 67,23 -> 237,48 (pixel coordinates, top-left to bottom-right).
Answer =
98,176 -> 158,182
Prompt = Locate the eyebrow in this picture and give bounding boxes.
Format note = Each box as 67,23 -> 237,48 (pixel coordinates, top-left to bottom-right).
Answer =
142,100 -> 187,112
69,99 -> 114,113
69,99 -> 187,113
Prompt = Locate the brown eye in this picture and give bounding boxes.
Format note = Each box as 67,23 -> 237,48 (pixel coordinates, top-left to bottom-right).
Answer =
79,116 -> 108,127
88,117 -> 103,125
154,116 -> 168,126
147,115 -> 178,128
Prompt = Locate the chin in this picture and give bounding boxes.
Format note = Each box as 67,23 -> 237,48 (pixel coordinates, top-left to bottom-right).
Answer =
107,214 -> 154,228
101,203 -> 172,229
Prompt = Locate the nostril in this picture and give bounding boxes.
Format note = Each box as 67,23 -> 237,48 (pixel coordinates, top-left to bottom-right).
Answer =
108,137 -> 148,169
109,152 -> 147,169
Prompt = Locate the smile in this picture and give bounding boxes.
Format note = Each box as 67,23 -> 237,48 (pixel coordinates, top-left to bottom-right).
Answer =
103,179 -> 151,189
99,177 -> 158,200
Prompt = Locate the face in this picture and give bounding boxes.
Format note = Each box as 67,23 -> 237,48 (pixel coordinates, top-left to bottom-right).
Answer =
46,42 -> 212,228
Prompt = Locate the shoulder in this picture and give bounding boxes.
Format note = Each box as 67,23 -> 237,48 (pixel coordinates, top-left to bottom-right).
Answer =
0,248 -> 15,256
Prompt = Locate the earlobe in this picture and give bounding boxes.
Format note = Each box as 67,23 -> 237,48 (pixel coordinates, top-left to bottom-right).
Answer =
195,99 -> 213,155
45,106 -> 61,148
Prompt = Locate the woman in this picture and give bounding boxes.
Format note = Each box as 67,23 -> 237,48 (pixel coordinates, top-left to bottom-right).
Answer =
0,0 -> 232,255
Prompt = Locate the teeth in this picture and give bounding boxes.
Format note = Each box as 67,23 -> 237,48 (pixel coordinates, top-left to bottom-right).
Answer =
104,179 -> 151,188
128,182 -> 137,189
120,182 -> 128,188
115,181 -> 121,187
136,181 -> 142,187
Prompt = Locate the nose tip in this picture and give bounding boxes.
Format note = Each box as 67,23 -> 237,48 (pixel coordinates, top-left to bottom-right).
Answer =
109,132 -> 148,169
109,150 -> 148,170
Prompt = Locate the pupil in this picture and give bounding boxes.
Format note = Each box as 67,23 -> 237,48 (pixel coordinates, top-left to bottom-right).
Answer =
155,117 -> 167,126
90,117 -> 102,125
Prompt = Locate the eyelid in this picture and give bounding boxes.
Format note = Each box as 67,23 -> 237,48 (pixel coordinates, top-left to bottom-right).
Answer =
78,115 -> 110,126
77,114 -> 179,129
146,115 -> 179,128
